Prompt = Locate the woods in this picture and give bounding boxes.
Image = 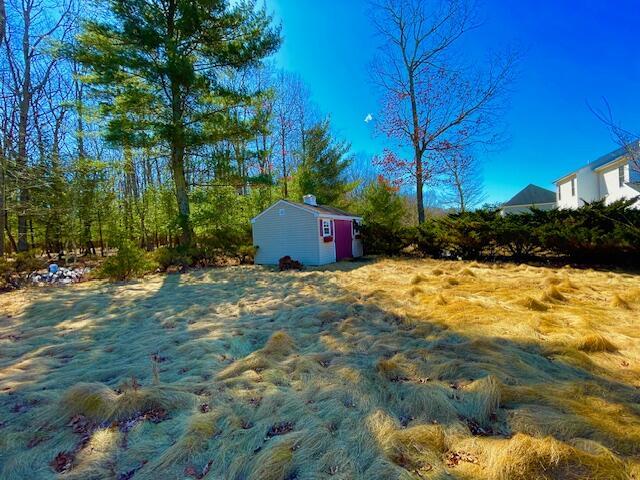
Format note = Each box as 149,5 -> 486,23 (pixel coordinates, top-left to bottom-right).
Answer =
0,0 -> 519,265
0,0 -> 351,260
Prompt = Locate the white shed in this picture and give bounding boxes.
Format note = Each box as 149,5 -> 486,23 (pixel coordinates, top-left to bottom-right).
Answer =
251,195 -> 363,266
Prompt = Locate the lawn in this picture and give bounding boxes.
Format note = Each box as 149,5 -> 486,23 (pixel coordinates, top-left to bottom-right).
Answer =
1,258 -> 639,479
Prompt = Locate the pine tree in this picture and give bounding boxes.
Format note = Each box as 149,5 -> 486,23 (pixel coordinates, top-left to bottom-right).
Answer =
75,0 -> 280,246
296,120 -> 353,206
360,176 -> 405,231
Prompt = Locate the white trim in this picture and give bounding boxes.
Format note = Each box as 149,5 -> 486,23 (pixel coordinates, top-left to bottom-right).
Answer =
321,219 -> 332,237
593,157 -> 628,173
554,172 -> 577,185
318,213 -> 363,221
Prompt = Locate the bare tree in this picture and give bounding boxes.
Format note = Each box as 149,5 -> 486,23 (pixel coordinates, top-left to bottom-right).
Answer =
272,70 -> 316,197
370,0 -> 515,223
4,0 -> 73,251
590,98 -> 639,172
438,149 -> 485,212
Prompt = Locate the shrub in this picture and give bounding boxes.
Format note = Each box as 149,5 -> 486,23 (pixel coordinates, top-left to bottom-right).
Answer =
413,221 -> 447,257
237,245 -> 256,264
99,240 -> 153,281
439,209 -> 498,259
14,252 -> 46,273
155,246 -> 195,271
0,258 -> 14,289
360,222 -> 411,255
494,212 -> 541,258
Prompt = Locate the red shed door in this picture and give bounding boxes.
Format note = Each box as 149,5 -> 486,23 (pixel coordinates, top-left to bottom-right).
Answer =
334,220 -> 353,260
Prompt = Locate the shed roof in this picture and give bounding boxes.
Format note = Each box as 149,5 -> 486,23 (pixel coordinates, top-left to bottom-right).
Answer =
503,184 -> 556,207
284,200 -> 360,218
251,199 -> 362,223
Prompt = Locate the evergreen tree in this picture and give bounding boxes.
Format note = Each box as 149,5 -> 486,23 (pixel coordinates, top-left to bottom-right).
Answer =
75,0 -> 280,246
360,176 -> 405,230
296,120 -> 353,206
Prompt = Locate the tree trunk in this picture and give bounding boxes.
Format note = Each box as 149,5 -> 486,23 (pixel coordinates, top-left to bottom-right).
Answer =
408,71 -> 425,224
281,125 -> 288,197
0,0 -> 6,44
0,151 -> 4,256
97,208 -> 104,256
170,148 -> 192,246
5,216 -> 17,253
17,1 -> 32,251
167,0 -> 192,247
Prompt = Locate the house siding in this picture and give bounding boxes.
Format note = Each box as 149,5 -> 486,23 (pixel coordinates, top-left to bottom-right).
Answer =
557,176 -> 579,209
253,202 -> 321,265
318,218 -> 337,265
599,163 -> 639,205
501,203 -> 556,215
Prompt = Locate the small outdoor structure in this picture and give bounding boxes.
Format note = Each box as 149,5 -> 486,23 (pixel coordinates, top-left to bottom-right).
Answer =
500,184 -> 557,215
251,194 -> 363,266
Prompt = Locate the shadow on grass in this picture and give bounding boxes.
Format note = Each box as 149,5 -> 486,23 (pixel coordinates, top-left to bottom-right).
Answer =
0,262 -> 638,479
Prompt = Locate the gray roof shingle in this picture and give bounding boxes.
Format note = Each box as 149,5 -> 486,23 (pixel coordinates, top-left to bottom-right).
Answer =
285,200 -> 361,218
503,184 -> 556,207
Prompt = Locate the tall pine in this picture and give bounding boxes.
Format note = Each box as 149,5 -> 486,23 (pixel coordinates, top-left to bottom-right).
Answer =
75,0 -> 280,246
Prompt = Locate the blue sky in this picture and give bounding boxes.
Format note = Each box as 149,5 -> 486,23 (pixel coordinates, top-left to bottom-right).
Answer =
267,0 -> 640,204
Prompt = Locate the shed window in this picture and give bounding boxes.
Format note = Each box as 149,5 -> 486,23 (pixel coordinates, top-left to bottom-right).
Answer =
619,165 -> 625,187
571,178 -> 576,197
321,219 -> 332,237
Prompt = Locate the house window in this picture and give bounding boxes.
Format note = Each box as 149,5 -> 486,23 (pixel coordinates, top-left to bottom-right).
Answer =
571,178 -> 576,197
278,208 -> 285,216
321,219 -> 332,237
557,185 -> 561,201
619,165 -> 625,187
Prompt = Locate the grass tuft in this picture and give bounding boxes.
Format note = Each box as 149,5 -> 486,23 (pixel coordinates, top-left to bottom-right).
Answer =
249,440 -> 295,480
517,296 -> 549,311
611,294 -> 631,310
488,433 -> 628,480
385,424 -> 446,469
575,333 -> 617,353
409,286 -> 424,297
411,273 -> 428,285
541,286 -> 566,303
434,293 -> 448,305
559,278 -> 578,290
461,375 -> 501,427
262,330 -> 296,357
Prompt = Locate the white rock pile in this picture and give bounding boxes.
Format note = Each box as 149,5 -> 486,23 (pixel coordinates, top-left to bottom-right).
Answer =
29,265 -> 91,286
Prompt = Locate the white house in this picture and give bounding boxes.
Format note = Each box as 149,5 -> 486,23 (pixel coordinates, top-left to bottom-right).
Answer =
501,184 -> 556,215
554,144 -> 640,209
251,194 -> 363,266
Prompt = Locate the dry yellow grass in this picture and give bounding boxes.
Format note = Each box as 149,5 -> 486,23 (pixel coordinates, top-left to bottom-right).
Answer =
1,258 -> 639,479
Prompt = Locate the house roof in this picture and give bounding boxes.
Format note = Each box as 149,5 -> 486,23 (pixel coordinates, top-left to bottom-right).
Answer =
283,200 -> 361,218
554,142 -> 640,184
502,184 -> 556,207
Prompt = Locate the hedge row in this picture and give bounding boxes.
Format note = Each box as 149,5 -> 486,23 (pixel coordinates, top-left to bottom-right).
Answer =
362,199 -> 640,265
